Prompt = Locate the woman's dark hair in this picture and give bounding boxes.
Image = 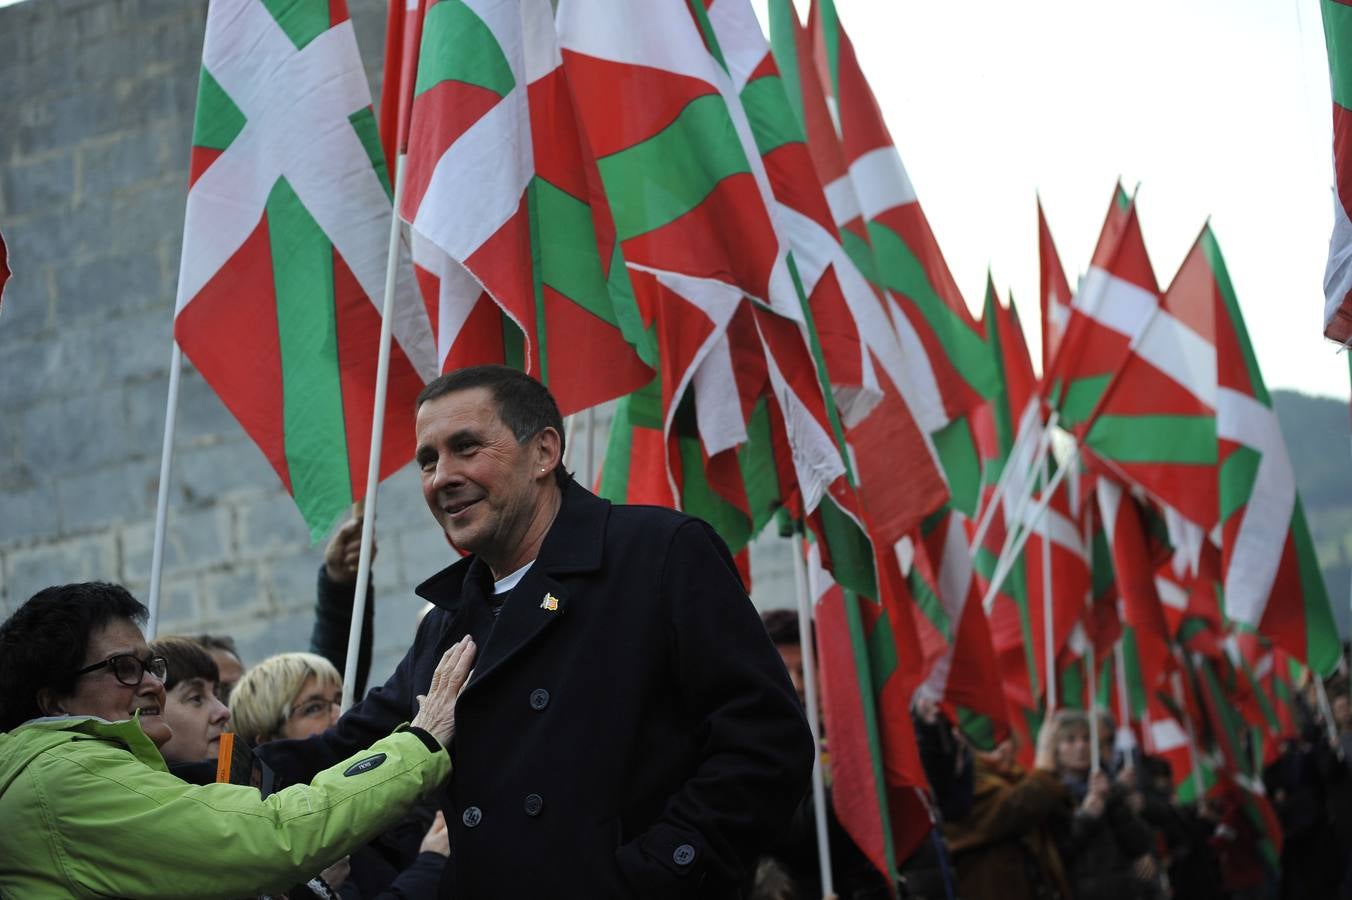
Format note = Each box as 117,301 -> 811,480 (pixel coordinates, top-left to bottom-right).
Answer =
0,582 -> 147,731
150,636 -> 220,691
416,365 -> 569,488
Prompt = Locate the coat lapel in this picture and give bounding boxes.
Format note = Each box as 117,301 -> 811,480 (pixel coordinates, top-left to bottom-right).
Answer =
460,480 -> 610,692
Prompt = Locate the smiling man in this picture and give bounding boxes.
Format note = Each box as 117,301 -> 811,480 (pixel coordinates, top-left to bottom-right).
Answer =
258,365 -> 814,898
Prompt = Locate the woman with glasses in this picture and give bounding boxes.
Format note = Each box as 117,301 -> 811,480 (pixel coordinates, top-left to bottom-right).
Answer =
0,581 -> 475,899
228,652 -> 345,746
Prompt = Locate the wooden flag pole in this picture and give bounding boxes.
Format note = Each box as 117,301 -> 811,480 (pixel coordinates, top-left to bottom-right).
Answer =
146,342 -> 184,638
342,155 -> 408,712
790,534 -> 836,900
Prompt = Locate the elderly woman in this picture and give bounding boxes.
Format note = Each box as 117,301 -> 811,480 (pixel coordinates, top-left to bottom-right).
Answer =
1043,708 -> 1157,900
0,582 -> 474,899
229,651 -> 345,746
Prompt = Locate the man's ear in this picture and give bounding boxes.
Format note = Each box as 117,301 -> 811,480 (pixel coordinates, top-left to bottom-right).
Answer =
36,688 -> 66,718
535,426 -> 562,473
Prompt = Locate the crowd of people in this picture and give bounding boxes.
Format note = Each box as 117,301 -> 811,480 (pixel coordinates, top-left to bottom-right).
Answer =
756,609 -> 1352,900
0,365 -> 1349,899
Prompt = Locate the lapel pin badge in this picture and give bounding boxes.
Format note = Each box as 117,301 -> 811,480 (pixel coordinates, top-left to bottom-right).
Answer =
540,592 -> 560,612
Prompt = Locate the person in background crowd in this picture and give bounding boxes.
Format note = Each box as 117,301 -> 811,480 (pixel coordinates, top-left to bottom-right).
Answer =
231,651 -> 448,898
310,515 -> 377,701
229,652 -> 343,747
149,636 -> 231,769
1264,718 -> 1347,900
943,729 -> 1070,900
1043,709 -> 1155,900
0,581 -> 470,899
257,366 -> 813,898
193,633 -> 244,702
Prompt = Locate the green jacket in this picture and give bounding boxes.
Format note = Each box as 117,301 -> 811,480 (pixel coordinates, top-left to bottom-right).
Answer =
0,715 -> 450,899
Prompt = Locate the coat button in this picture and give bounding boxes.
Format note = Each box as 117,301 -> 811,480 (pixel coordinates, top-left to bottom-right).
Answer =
529,688 -> 550,711
524,793 -> 543,816
462,806 -> 482,828
673,843 -> 696,866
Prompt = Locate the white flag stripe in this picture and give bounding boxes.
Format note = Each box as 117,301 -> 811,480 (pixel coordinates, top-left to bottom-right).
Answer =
763,331 -> 847,513
848,146 -> 917,221
409,85 -> 531,263
823,174 -> 863,228
1134,309 -> 1217,407
693,334 -> 751,457
1149,718 -> 1188,753
1217,387 -> 1297,627
1074,267 -> 1157,341
1325,188 -> 1352,332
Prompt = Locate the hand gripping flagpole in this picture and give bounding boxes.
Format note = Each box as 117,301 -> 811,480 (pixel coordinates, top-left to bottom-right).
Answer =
342,154 -> 408,712
790,533 -> 835,900
146,343 -> 184,638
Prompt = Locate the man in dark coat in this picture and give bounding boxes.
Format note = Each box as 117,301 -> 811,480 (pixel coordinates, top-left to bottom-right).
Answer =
259,366 -> 814,899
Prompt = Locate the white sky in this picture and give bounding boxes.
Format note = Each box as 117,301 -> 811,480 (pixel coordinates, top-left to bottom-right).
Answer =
757,0 -> 1349,400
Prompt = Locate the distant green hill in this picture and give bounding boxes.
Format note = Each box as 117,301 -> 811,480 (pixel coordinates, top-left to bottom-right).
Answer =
1271,389 -> 1351,638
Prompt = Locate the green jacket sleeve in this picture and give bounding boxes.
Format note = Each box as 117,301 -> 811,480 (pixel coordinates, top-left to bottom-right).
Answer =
31,728 -> 449,899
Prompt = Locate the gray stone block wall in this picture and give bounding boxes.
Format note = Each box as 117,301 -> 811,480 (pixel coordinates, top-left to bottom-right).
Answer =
0,0 -> 794,689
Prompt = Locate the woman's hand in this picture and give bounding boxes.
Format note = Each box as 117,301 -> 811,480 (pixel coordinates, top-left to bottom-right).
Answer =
419,811 -> 450,857
411,637 -> 477,747
1080,770 -> 1110,818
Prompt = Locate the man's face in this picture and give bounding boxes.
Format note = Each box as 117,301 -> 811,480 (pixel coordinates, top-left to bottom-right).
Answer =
1057,726 -> 1092,774
415,388 -> 552,569
159,676 -> 230,764
209,649 -> 243,702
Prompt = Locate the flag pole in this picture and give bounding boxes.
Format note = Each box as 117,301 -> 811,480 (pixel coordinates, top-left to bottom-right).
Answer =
585,406 -> 596,489
1115,639 -> 1135,756
1041,451 -> 1056,715
969,407 -> 1055,555
342,154 -> 408,712
1313,673 -> 1340,745
1084,513 -> 1100,773
790,534 -> 836,900
146,342 -> 184,637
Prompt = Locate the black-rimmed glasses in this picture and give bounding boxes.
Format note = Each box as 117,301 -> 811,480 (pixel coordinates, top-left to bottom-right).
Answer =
74,654 -> 168,687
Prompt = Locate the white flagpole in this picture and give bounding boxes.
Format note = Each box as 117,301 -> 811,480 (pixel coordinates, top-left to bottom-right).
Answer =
1314,673 -> 1340,745
342,154 -> 408,712
1116,640 -> 1134,755
969,408 -> 1057,556
584,406 -> 596,488
146,342 -> 183,638
1041,452 -> 1057,715
790,536 -> 835,900
1084,512 -> 1100,772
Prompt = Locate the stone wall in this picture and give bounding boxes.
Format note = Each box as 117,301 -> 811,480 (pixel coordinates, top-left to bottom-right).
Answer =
0,0 -> 793,685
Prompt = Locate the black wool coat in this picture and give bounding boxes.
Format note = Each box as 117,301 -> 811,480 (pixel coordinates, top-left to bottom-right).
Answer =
259,480 -> 814,899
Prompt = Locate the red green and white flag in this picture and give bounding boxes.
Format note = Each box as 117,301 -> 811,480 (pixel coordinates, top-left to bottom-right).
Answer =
1322,0 -> 1352,342
0,228 -> 10,311
1038,198 -> 1074,373
1042,184 -> 1154,435
807,0 -> 998,425
398,0 -> 655,416
175,0 -> 438,541
1209,225 -> 1340,674
1079,225 -> 1218,530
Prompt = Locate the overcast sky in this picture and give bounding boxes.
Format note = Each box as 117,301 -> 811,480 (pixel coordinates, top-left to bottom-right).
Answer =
758,0 -> 1348,401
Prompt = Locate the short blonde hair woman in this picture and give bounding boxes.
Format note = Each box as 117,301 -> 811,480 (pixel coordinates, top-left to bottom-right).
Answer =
229,652 -> 344,746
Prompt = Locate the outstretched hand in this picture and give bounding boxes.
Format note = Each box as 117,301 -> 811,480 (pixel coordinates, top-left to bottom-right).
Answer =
411,636 -> 477,748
